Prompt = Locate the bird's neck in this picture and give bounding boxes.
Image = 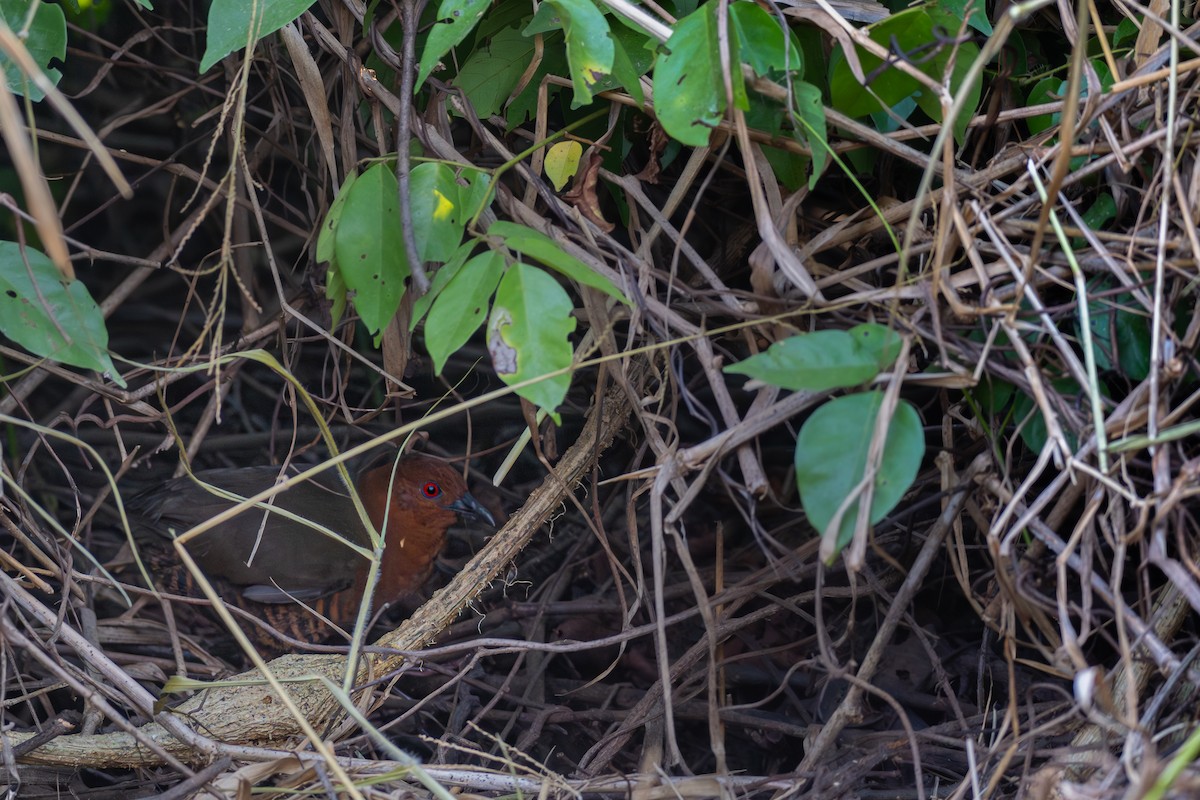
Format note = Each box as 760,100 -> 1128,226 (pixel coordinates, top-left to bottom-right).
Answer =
357,470 -> 453,601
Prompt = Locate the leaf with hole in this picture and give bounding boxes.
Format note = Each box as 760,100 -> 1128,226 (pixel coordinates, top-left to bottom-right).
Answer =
487,263 -> 576,422
316,169 -> 358,266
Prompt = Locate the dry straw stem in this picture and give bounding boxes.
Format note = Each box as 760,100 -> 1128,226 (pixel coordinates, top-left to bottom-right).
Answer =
9,358 -> 636,769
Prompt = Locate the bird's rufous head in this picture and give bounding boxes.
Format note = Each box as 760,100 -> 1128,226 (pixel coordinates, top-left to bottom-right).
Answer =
355,452 -> 495,598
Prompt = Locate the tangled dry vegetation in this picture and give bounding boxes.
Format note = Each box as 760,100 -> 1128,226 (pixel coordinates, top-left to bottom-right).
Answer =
3,1 -> 1200,798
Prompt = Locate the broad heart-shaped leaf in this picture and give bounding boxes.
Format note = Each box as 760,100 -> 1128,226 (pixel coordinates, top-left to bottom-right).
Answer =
487,263 -> 576,422
409,162 -> 468,263
730,2 -> 803,77
333,162 -> 408,336
201,0 -> 315,73
724,323 -> 902,391
417,0 -> 491,88
828,7 -> 981,144
488,220 -> 629,305
653,3 -> 742,147
426,251 -> 505,374
0,0 -> 65,101
795,392 -> 924,557
0,242 -> 124,386
543,0 -> 614,106
545,140 -> 583,190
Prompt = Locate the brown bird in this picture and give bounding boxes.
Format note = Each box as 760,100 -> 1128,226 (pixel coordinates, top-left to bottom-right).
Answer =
127,452 -> 495,648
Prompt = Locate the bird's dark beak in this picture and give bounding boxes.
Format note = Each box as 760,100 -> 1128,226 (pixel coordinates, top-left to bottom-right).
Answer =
449,492 -> 496,527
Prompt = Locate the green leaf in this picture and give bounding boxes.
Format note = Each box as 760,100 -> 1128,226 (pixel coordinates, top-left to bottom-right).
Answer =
730,2 -> 803,77
1113,17 -> 1139,46
791,80 -> 830,186
326,264 -> 347,328
544,0 -> 614,106
602,22 -> 649,105
487,263 -> 576,422
455,24 -> 538,119
0,241 -> 124,386
316,169 -> 358,265
200,0 -> 315,73
1080,192 -> 1117,231
417,0 -> 491,88
411,241 -> 475,328
545,140 -> 583,190
760,144 -> 807,191
426,251 -> 505,373
459,170 -> 493,218
795,392 -> 924,556
1113,310 -> 1151,381
970,374 -> 1014,417
1083,279 -> 1151,381
653,3 -> 736,147
936,0 -> 992,35
848,322 -> 903,365
0,0 -> 66,101
333,162 -> 408,336
1072,192 -> 1116,249
1025,76 -> 1063,135
724,324 -> 902,391
489,220 -> 629,304
828,7 -> 981,144
505,30 -> 571,127
1010,377 -> 1096,453
409,162 -> 468,263
476,0 -> 532,40
1027,60 -> 1113,137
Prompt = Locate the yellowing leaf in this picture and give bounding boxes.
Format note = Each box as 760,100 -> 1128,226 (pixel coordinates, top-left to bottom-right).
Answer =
432,188 -> 455,220
545,140 -> 583,191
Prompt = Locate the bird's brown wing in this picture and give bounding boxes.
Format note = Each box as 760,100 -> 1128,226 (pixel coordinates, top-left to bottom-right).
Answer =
128,466 -> 371,603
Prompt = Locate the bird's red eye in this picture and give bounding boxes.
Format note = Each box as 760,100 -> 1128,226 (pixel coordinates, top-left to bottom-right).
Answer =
422,481 -> 442,499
